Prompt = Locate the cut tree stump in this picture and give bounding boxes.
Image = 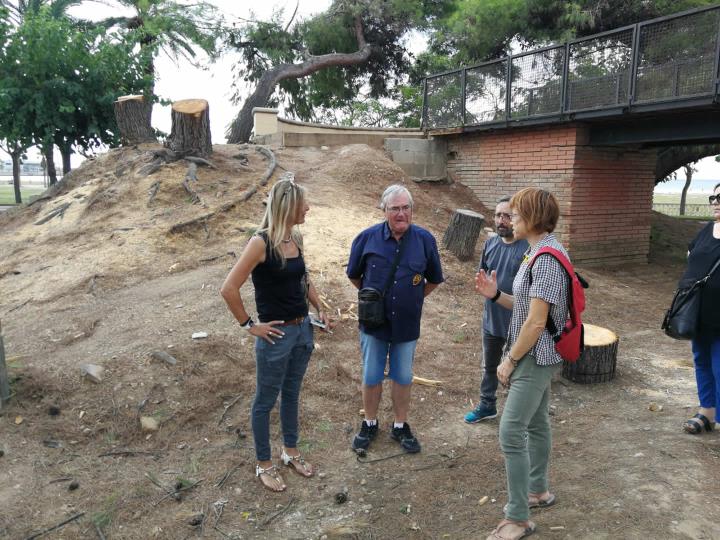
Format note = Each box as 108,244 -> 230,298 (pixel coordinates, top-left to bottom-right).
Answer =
562,324 -> 619,384
442,209 -> 485,261
165,99 -> 212,158
114,95 -> 155,144
0,321 -> 10,410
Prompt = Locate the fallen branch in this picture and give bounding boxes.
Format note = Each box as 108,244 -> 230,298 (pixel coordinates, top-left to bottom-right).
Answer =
150,350 -> 177,366
98,449 -> 159,458
215,463 -> 242,489
255,146 -> 277,186
217,394 -> 242,426
94,522 -> 106,540
412,376 -> 443,387
261,496 -> 296,527
34,202 -> 71,226
199,252 -> 236,263
27,195 -> 52,207
24,512 -> 85,540
6,298 -> 32,314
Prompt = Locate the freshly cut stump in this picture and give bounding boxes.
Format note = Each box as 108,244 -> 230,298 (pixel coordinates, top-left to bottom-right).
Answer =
114,95 -> 155,144
442,209 -> 485,261
166,99 -> 212,157
562,324 -> 618,384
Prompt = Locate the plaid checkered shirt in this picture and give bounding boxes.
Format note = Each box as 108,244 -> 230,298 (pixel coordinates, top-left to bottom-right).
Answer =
507,234 -> 570,366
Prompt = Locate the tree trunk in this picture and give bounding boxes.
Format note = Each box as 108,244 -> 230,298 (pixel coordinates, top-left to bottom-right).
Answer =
59,141 -> 72,175
442,209 -> 485,261
11,149 -> 22,204
679,165 -> 693,216
43,145 -> 58,185
165,99 -> 213,157
562,324 -> 618,384
114,95 -> 156,144
226,15 -> 372,143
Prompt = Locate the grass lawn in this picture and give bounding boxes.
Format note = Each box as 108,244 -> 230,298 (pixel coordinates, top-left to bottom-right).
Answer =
0,185 -> 46,205
653,193 -> 712,204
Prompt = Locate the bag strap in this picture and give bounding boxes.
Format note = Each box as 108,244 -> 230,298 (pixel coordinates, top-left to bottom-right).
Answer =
381,232 -> 409,296
702,254 -> 720,282
528,247 -> 573,340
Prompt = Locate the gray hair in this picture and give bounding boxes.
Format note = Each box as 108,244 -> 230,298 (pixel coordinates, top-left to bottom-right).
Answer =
380,184 -> 413,210
497,195 -> 511,204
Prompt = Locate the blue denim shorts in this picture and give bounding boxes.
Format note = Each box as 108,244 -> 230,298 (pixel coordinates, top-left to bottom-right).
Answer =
360,331 -> 417,385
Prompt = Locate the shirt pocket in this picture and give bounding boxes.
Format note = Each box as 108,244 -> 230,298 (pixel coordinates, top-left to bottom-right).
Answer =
405,259 -> 427,285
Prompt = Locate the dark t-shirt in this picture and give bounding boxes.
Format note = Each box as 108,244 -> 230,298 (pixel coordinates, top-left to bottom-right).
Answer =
251,233 -> 308,323
681,221 -> 720,334
478,235 -> 529,337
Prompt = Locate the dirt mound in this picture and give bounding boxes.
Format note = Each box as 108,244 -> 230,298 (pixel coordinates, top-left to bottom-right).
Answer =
0,143 -> 717,540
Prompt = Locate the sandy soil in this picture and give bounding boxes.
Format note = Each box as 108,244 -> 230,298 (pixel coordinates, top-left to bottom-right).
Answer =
0,143 -> 718,540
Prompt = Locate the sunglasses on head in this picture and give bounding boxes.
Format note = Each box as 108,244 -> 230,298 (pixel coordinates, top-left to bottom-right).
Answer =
709,194 -> 720,205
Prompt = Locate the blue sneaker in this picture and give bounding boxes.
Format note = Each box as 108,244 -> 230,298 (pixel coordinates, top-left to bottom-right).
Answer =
464,403 -> 497,424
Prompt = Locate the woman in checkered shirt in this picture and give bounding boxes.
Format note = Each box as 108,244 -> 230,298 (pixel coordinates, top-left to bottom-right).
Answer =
475,187 -> 570,540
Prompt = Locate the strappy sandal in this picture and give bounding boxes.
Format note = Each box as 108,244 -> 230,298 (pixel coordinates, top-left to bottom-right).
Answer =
503,493 -> 556,513
255,463 -> 286,492
683,413 -> 715,434
280,449 -> 314,477
486,520 -> 536,540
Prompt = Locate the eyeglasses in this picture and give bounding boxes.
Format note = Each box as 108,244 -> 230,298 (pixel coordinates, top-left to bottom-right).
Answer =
709,194 -> 720,205
494,212 -> 511,221
387,204 -> 411,214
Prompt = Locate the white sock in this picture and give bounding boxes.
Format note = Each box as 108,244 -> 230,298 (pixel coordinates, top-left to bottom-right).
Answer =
393,421 -> 405,429
365,419 -> 377,427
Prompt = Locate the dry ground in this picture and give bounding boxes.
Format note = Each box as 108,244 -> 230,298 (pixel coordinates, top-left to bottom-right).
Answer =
0,143 -> 718,540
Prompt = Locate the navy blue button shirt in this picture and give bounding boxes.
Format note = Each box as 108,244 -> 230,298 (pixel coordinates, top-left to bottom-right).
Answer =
347,222 -> 444,343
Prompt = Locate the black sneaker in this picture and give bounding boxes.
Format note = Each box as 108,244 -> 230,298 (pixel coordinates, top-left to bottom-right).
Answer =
390,422 -> 421,453
352,420 -> 378,451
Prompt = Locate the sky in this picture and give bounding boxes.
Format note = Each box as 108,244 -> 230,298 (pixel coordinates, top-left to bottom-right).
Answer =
4,0 -> 720,182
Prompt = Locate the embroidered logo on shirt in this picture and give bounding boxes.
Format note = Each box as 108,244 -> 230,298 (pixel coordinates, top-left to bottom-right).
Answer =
412,274 -> 422,286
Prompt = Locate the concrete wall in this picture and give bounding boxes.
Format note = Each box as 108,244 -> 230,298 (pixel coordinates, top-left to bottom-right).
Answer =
252,108 -> 424,149
384,138 -> 448,181
446,124 -> 656,265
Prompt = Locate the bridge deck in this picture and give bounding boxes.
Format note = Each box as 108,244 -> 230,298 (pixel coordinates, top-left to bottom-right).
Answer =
423,5 -> 720,138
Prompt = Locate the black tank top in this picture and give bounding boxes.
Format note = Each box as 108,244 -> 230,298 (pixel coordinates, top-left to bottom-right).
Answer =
251,233 -> 308,323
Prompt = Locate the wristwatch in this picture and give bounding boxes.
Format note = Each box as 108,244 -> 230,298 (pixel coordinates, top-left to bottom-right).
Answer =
506,353 -> 518,367
240,317 -> 255,330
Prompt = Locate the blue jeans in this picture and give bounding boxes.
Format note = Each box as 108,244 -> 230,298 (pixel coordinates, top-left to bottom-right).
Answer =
251,318 -> 314,461
480,332 -> 506,407
360,331 -> 417,386
692,334 -> 720,411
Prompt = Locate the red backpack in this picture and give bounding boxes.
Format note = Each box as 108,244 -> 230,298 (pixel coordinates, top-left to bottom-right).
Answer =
528,247 -> 588,362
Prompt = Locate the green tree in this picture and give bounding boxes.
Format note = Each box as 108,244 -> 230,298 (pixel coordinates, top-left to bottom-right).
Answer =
0,9 -> 151,187
225,0 -> 445,143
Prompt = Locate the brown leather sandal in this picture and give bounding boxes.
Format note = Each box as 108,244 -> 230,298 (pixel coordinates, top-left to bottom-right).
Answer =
486,520 -> 536,540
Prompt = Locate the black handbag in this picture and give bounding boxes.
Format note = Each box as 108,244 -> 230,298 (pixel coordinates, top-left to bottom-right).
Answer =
357,237 -> 407,329
662,255 -> 720,340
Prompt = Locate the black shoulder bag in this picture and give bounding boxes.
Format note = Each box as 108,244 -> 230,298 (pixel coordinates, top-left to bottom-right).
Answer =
357,238 -> 408,329
662,254 -> 720,340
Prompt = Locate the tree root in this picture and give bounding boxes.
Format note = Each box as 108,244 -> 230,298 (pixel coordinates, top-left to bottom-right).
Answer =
182,163 -> 201,204
34,202 -> 71,225
168,186 -> 257,235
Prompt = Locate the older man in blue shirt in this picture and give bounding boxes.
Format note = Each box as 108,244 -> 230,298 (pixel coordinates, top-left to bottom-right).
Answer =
347,184 -> 444,453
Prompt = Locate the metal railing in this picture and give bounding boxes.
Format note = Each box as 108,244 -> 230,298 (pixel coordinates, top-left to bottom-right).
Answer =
423,5 -> 720,129
652,203 -> 715,218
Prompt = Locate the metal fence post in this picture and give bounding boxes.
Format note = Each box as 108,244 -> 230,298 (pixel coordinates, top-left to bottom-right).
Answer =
628,23 -> 642,105
505,57 -> 513,121
560,43 -> 570,112
421,78 -> 428,130
460,68 -> 467,126
714,9 -> 720,99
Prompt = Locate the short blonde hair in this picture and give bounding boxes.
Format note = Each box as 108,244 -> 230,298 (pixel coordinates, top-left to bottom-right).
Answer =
510,187 -> 559,234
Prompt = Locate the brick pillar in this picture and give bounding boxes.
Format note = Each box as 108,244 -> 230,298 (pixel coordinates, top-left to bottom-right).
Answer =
446,124 -> 656,265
